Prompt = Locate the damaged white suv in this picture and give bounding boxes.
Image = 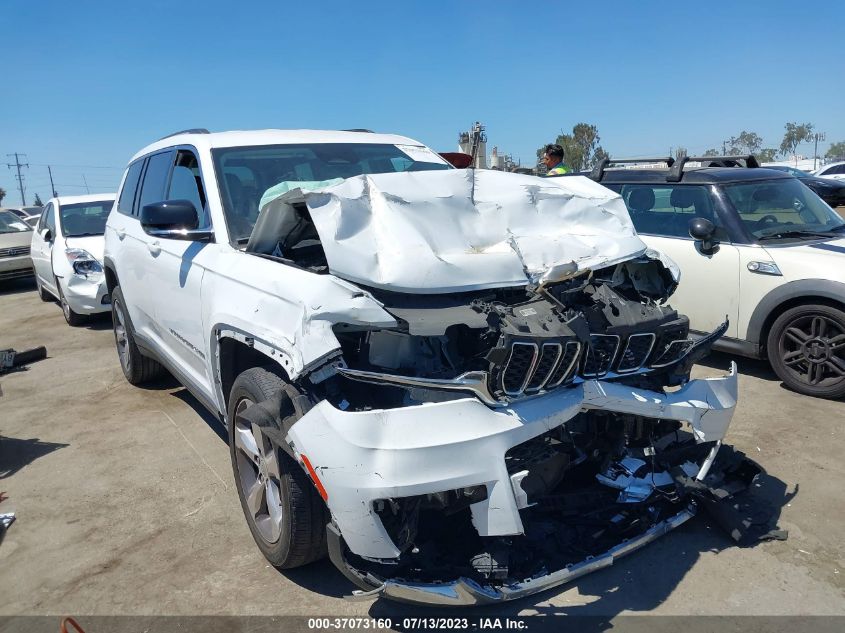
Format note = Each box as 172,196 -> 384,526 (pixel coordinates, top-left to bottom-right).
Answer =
104,129 -> 776,606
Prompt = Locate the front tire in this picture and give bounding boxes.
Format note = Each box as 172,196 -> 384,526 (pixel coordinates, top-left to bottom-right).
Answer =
111,286 -> 164,384
56,280 -> 86,326
35,275 -> 52,302
767,303 -> 845,399
228,367 -> 328,568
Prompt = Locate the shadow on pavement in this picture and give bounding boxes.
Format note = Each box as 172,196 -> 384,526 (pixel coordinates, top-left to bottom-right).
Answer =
0,434 -> 68,479
0,276 -> 36,297
698,350 -> 779,382
170,387 -> 227,444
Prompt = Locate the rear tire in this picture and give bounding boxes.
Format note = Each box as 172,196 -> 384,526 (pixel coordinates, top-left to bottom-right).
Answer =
228,367 -> 328,568
111,286 -> 164,384
767,303 -> 845,400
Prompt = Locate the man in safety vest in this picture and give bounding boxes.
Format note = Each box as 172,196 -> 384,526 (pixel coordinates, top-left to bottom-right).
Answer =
542,144 -> 570,176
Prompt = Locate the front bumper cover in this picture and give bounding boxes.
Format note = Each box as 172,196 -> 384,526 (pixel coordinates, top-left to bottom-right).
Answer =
287,364 -> 738,561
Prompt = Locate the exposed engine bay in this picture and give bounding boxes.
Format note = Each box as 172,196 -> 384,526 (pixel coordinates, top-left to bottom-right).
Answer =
313,256 -> 715,410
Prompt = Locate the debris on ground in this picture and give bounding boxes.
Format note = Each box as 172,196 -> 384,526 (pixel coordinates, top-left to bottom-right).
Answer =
0,346 -> 47,375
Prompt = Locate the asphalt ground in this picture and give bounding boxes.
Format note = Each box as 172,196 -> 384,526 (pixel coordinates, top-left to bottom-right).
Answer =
1,276 -> 843,620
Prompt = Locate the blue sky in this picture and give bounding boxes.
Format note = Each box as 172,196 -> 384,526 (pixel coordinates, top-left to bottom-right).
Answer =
1,0 -> 842,205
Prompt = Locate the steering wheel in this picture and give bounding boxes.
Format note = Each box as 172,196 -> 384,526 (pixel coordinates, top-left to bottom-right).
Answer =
756,214 -> 779,227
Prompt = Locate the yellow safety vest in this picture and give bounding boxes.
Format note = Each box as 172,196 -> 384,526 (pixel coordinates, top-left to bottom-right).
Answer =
547,164 -> 570,175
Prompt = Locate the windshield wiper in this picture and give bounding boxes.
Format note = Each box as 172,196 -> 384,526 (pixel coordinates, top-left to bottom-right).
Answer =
757,230 -> 836,241
68,232 -> 104,237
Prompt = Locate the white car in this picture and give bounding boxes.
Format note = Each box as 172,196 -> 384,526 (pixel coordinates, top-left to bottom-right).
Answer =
597,157 -> 845,399
102,129 -> 770,605
30,194 -> 116,325
813,161 -> 845,181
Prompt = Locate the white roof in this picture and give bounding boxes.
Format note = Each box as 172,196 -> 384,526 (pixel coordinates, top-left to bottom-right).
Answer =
130,128 -> 427,162
51,193 -> 116,206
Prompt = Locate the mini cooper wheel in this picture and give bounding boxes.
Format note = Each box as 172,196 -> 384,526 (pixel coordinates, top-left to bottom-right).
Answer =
56,280 -> 86,326
228,367 -> 327,568
768,303 -> 845,399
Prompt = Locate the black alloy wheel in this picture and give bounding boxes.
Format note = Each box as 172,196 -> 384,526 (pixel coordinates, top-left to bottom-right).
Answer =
768,303 -> 845,399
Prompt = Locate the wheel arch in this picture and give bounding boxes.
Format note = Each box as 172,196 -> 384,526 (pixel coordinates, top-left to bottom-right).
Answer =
746,279 -> 845,359
103,257 -> 119,294
213,329 -> 294,416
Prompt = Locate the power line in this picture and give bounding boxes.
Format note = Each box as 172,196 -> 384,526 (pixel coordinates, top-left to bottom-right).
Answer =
29,162 -> 122,170
4,153 -> 30,205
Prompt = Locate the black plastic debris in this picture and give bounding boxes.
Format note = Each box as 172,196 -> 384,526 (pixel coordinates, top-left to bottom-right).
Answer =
671,445 -> 789,545
0,346 -> 47,374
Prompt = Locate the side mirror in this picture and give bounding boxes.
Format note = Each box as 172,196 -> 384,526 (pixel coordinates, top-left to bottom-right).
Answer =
42,228 -> 53,243
688,217 -> 718,254
140,200 -> 213,242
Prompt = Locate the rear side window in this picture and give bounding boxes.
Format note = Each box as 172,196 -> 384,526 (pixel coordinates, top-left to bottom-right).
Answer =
137,151 -> 175,213
616,184 -> 724,239
117,160 -> 143,216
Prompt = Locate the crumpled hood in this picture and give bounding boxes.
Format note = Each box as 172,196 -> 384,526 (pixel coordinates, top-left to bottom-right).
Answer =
252,169 -> 648,293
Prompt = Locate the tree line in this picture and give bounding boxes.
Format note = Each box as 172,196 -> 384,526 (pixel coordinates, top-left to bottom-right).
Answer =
538,122 -> 844,170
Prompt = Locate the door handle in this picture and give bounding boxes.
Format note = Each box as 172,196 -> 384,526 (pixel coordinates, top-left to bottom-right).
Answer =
147,240 -> 161,256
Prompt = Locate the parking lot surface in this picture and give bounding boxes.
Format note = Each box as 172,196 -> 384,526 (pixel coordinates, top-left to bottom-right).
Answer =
1,276 -> 844,617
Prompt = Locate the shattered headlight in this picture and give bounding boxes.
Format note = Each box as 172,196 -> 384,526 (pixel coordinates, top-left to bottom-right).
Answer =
65,248 -> 103,276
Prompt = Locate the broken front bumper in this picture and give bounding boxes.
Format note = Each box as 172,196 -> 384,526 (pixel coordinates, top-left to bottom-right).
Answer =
287,364 -> 738,569
61,272 -> 110,314
347,507 -> 695,605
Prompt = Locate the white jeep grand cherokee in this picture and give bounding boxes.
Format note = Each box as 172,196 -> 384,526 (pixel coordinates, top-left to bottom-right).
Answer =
104,129 -> 776,606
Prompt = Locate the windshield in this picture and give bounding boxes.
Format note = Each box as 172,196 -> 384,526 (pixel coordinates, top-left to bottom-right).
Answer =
212,142 -> 451,242
724,179 -> 845,240
0,210 -> 32,234
59,200 -> 114,237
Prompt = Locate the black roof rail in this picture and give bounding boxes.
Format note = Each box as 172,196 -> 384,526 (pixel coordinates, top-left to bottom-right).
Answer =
342,128 -> 374,133
666,154 -> 759,182
590,157 -> 675,182
158,128 -> 210,141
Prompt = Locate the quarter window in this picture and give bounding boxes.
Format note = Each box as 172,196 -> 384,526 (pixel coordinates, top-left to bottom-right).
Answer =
118,160 -> 144,216
37,202 -> 53,231
43,203 -> 56,236
166,150 -> 209,228
137,150 -> 175,214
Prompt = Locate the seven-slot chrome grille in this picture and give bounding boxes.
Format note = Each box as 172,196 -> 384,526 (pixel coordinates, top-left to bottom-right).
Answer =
495,329 -> 687,398
500,340 -> 581,397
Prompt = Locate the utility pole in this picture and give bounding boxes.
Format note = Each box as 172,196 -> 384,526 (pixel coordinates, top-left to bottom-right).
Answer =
812,132 -> 826,171
82,174 -> 90,194
47,165 -> 58,198
5,153 -> 29,205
